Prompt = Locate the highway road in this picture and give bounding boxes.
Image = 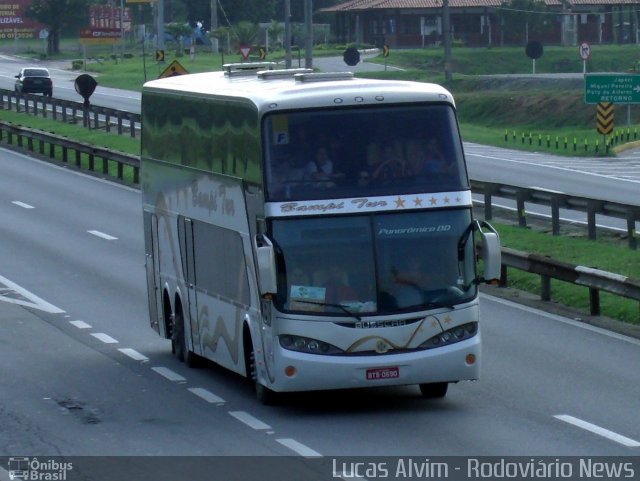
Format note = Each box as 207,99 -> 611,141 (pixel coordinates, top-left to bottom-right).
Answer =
1,54 -> 640,480
0,147 -> 639,464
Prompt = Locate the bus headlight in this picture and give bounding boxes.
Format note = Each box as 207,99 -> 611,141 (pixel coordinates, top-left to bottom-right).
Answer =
279,335 -> 344,355
420,322 -> 478,349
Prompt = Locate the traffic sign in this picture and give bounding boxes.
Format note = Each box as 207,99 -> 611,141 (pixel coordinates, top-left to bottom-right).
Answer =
159,60 -> 188,79
343,47 -> 360,66
579,42 -> 591,61
155,50 -> 165,62
584,73 -> 640,104
239,46 -> 252,60
596,102 -> 614,135
259,47 -> 267,60
383,45 -> 390,57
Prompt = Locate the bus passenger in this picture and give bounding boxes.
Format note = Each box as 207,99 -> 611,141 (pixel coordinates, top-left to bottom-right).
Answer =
323,265 -> 358,304
304,147 -> 345,187
371,144 -> 405,182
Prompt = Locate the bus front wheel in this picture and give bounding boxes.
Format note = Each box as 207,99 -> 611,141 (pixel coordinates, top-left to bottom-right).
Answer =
419,382 -> 448,399
246,341 -> 277,405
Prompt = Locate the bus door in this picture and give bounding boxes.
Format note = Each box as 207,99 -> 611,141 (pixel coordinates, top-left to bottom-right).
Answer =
143,211 -> 162,335
180,217 -> 201,356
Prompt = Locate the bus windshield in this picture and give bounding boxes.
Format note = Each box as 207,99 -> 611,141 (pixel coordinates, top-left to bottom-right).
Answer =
263,104 -> 468,201
271,209 -> 477,316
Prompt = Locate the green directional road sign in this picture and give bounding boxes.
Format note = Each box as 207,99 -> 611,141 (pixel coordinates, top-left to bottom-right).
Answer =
584,73 -> 640,104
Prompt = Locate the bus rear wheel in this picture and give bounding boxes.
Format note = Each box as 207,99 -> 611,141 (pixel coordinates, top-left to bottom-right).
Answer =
419,382 -> 448,399
172,308 -> 198,368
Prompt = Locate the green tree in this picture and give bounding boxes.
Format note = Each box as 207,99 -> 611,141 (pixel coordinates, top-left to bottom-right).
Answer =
232,21 -> 260,47
24,0 -> 89,55
499,0 -> 548,45
165,22 -> 194,54
217,0 -> 278,24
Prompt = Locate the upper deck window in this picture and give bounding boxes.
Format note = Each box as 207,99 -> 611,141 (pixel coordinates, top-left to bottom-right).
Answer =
263,104 -> 468,201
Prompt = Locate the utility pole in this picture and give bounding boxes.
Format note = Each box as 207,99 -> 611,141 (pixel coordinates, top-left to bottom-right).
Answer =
304,0 -> 313,68
285,0 -> 292,68
443,0 -> 452,81
210,0 -> 218,53
157,0 -> 165,52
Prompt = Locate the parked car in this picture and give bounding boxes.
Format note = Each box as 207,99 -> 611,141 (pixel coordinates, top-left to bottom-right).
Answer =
14,67 -> 53,96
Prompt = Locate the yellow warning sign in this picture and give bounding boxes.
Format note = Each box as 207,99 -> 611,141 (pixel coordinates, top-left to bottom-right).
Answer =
159,60 -> 189,79
596,102 -> 614,135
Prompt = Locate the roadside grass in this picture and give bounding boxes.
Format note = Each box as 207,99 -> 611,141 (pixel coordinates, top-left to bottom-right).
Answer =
0,110 -> 139,183
491,223 -> 640,324
1,43 -> 639,324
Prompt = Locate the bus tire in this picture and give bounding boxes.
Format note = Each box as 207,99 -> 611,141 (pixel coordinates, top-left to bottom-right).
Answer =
172,306 -> 198,368
245,331 -> 277,405
419,382 -> 448,399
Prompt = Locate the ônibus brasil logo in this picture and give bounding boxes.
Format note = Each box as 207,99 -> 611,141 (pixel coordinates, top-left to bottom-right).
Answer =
7,457 -> 73,480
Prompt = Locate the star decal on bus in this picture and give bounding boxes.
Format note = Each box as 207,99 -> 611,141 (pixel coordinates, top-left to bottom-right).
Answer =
414,197 -> 423,207
430,197 -> 438,205
395,197 -> 406,208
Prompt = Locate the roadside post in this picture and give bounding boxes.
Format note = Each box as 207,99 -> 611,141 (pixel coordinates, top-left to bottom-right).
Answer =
525,41 -> 543,74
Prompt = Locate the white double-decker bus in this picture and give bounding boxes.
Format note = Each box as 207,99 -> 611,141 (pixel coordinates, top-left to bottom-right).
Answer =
141,63 -> 501,404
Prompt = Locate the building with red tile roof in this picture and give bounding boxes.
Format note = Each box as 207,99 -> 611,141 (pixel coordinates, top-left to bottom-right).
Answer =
320,0 -> 639,47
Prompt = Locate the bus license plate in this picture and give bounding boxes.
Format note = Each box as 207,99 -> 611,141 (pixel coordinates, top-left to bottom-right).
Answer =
366,366 -> 399,381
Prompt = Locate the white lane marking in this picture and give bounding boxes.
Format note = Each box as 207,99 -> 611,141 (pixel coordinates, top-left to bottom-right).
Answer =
88,230 -> 118,241
0,274 -> 65,313
151,366 -> 186,382
229,411 -> 272,430
69,320 -> 92,329
91,333 -> 118,344
12,201 -> 34,209
555,414 -> 640,447
118,348 -> 149,362
466,151 -> 640,184
276,438 -> 323,458
483,294 -> 640,347
188,387 -> 225,404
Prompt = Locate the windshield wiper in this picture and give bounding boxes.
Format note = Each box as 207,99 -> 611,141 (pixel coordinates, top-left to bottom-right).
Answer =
293,299 -> 362,321
424,301 -> 456,310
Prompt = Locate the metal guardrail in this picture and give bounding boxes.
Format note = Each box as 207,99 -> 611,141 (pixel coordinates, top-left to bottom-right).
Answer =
0,88 -> 140,137
495,246 -> 640,317
0,121 -> 638,319
0,121 -> 139,184
471,179 -> 640,250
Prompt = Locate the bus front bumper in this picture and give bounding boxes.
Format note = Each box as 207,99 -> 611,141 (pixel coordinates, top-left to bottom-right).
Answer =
266,335 -> 480,393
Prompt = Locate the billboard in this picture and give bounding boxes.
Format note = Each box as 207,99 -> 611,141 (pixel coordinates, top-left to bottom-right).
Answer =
0,0 -> 45,40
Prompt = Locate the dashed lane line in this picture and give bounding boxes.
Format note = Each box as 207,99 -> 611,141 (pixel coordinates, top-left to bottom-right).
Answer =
118,348 -> 149,362
69,320 -> 92,329
276,438 -> 323,458
11,201 -> 34,209
555,414 -> 640,447
188,387 -> 225,405
91,332 -> 119,344
151,366 -> 186,383
229,411 -> 272,430
87,230 -> 118,241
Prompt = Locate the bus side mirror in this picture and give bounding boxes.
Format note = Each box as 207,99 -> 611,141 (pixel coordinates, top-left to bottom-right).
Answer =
478,225 -> 501,283
255,235 -> 277,295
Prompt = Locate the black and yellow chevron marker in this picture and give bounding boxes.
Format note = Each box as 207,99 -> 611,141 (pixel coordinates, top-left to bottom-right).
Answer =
596,102 -> 614,135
